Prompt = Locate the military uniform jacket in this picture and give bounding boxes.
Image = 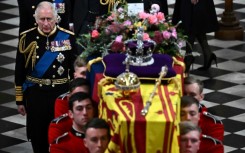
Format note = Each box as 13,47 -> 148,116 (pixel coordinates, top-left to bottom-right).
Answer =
17,0 -> 74,33
199,103 -> 207,113
15,26 -> 77,105
50,129 -> 88,153
54,92 -> 70,118
199,111 -> 224,142
48,113 -> 72,144
198,134 -> 224,153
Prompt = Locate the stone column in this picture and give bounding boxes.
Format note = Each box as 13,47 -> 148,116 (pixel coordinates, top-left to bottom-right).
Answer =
215,0 -> 244,40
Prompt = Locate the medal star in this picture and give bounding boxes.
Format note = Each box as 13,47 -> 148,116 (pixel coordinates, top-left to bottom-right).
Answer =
56,53 -> 65,63
57,66 -> 65,76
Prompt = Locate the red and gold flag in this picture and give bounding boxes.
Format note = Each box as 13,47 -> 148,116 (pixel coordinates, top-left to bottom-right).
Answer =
99,74 -> 182,153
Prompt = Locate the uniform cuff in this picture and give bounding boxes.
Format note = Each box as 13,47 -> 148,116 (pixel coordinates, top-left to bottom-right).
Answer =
15,86 -> 23,102
16,101 -> 24,105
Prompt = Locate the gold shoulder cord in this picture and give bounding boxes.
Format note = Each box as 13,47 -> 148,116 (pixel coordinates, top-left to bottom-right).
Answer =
19,34 -> 37,70
100,0 -> 125,12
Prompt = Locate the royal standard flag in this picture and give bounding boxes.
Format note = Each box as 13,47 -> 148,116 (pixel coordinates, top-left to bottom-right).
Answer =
99,74 -> 182,153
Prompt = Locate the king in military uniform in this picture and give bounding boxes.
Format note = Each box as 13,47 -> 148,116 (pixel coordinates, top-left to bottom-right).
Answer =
15,1 -> 77,153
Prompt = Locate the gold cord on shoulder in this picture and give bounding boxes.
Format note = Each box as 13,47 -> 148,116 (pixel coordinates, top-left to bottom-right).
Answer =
19,34 -> 37,70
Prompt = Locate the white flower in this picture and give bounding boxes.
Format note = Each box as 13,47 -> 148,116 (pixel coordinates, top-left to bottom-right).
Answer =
150,4 -> 160,14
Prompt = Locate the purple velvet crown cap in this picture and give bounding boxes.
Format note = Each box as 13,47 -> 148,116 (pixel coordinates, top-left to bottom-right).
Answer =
125,40 -> 155,52
103,54 -> 176,79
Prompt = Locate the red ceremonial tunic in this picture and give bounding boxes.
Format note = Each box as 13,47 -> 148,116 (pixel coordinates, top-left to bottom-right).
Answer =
54,92 -> 70,118
48,113 -> 72,144
50,129 -> 88,153
199,111 -> 224,142
198,134 -> 224,153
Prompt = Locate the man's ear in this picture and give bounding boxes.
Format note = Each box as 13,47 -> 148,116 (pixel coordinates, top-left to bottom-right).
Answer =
68,110 -> 73,119
84,138 -> 88,148
33,14 -> 38,23
56,15 -> 61,23
200,93 -> 204,101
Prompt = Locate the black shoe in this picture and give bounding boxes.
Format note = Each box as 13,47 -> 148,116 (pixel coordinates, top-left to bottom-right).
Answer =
198,53 -> 217,71
184,55 -> 195,73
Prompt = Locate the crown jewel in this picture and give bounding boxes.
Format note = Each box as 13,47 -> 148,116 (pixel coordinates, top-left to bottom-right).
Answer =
115,57 -> 140,92
125,27 -> 156,66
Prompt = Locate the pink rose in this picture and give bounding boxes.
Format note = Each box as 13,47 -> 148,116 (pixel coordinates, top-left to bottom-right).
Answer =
143,33 -> 150,41
148,14 -> 158,25
107,13 -> 116,21
107,16 -> 114,21
91,30 -> 100,38
123,20 -> 132,26
115,35 -> 123,42
171,28 -> 177,39
156,12 -> 165,22
162,31 -> 171,40
139,12 -> 149,20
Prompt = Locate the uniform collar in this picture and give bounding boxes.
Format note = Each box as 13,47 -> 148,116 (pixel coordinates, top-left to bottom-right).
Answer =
71,127 -> 85,139
37,25 -> 57,37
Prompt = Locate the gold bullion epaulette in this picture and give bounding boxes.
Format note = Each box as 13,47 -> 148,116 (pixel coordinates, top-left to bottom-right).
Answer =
202,134 -> 223,145
57,26 -> 74,35
54,132 -> 69,144
51,113 -> 69,124
203,111 -> 223,124
57,92 -> 69,100
20,27 -> 37,36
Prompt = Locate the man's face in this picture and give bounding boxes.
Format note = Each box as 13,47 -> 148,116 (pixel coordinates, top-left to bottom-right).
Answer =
180,131 -> 200,153
181,104 -> 200,125
84,128 -> 110,153
69,99 -> 94,129
74,66 -> 87,79
36,7 -> 56,34
184,83 -> 204,102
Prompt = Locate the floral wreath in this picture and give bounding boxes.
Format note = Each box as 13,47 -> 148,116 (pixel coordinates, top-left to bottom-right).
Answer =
76,2 -> 187,59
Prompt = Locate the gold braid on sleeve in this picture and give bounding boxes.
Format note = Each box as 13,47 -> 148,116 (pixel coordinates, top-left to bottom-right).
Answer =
100,0 -> 125,12
19,34 -> 37,70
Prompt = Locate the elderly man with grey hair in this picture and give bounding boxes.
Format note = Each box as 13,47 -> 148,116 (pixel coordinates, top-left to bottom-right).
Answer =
15,1 -> 77,152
